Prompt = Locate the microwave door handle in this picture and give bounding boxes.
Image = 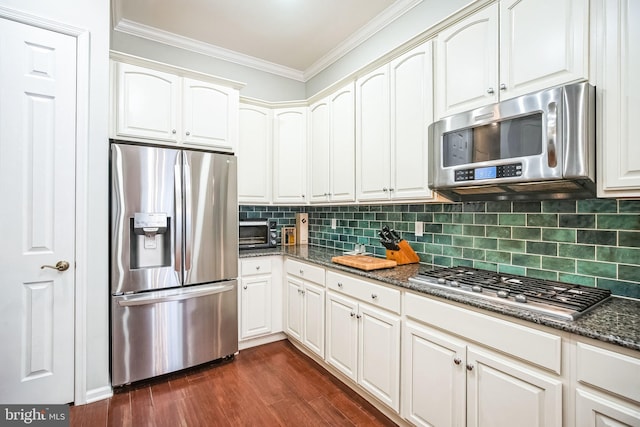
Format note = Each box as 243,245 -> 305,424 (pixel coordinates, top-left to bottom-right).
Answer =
547,102 -> 558,168
183,154 -> 192,272
174,156 -> 183,279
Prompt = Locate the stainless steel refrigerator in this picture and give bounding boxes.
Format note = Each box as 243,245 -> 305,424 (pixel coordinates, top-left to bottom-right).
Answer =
110,142 -> 238,386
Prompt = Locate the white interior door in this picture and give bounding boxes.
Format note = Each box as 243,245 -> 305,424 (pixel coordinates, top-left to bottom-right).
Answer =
0,17 -> 76,404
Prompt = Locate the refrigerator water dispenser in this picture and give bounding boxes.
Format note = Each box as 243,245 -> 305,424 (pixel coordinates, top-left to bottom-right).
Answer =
130,212 -> 170,269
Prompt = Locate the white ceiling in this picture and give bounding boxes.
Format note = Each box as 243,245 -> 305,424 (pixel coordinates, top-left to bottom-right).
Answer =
111,0 -> 420,81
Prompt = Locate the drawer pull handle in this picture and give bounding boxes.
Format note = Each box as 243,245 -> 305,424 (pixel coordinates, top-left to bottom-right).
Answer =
371,294 -> 378,300
454,358 -> 462,365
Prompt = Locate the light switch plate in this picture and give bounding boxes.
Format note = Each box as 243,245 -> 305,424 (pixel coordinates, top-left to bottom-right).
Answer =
331,218 -> 337,230
415,221 -> 423,237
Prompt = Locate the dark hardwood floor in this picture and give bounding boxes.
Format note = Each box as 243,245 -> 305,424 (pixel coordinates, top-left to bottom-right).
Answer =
70,340 -> 397,426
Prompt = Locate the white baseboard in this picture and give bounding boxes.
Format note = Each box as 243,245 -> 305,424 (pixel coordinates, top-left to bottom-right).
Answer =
238,332 -> 287,350
84,385 -> 113,404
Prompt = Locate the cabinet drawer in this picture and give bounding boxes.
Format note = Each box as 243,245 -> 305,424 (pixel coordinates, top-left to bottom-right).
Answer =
404,292 -> 561,373
286,259 -> 325,285
577,342 -> 640,403
240,258 -> 272,276
326,270 -> 401,314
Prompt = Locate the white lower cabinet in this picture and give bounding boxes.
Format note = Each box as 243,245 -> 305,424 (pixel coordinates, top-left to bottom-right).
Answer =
325,271 -> 401,412
402,293 -> 563,427
238,256 -> 282,345
284,259 -> 325,358
575,341 -> 640,426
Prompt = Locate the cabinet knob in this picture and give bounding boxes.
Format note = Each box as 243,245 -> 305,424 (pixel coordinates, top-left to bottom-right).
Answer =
500,83 -> 507,91
338,282 -> 343,288
454,358 -> 462,365
356,314 -> 362,319
350,312 -> 355,317
299,269 -> 304,275
185,131 -> 191,136
243,285 -> 247,290
256,266 -> 261,270
466,364 -> 474,371
371,293 -> 378,300
301,194 -> 306,198
382,188 -> 388,192
486,87 -> 494,94
172,129 -> 177,134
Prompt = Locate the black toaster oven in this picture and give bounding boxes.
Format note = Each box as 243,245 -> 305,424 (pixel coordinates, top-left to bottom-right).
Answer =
239,219 -> 277,249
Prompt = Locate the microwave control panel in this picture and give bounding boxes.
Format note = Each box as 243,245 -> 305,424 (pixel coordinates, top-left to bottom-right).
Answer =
454,163 -> 523,182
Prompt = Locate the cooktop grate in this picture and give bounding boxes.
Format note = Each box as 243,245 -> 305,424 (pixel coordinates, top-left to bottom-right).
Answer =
411,266 -> 612,319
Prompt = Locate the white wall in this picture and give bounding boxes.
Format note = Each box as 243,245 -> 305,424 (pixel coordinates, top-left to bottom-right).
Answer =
0,0 -> 111,402
306,0 -> 475,97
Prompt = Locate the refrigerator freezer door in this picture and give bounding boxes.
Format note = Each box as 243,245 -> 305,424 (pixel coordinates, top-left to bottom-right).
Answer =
111,280 -> 238,386
111,143 -> 182,294
183,151 -> 238,285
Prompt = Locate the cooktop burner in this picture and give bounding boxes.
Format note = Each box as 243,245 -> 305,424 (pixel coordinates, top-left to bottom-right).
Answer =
409,266 -> 611,321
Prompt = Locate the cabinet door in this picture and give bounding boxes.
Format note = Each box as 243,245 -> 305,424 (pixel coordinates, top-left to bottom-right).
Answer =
435,3 -> 498,118
356,65 -> 391,201
285,276 -> 303,341
358,303 -> 401,411
182,77 -> 238,151
500,0 -> 588,100
115,62 -> 180,142
240,275 -> 272,340
273,108 -> 307,204
309,99 -> 330,203
597,0 -> 640,197
325,292 -> 358,381
302,282 -> 325,358
402,322 -> 466,427
390,41 -> 434,200
466,347 -> 562,427
330,83 -> 356,202
576,388 -> 640,427
238,104 -> 272,203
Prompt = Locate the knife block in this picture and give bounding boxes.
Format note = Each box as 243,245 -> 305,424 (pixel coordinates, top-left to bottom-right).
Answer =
385,240 -> 420,265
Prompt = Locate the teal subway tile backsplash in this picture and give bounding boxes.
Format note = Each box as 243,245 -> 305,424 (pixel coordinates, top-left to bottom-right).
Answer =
241,200 -> 640,298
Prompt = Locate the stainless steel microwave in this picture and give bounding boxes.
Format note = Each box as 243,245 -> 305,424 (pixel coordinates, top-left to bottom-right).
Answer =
239,219 -> 277,249
428,82 -> 595,201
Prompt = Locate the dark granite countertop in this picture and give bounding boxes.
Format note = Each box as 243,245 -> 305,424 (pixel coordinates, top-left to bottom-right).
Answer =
240,245 -> 640,352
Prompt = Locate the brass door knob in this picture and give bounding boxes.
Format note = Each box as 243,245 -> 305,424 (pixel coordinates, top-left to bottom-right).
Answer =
41,261 -> 70,271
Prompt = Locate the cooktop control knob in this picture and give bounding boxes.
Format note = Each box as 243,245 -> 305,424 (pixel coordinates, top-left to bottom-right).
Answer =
437,278 -> 446,284
515,294 -> 528,303
497,290 -> 509,298
472,285 -> 482,293
449,280 -> 460,287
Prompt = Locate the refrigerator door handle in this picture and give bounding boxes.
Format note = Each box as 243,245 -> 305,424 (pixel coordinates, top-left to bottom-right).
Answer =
116,283 -> 235,307
174,155 -> 183,278
183,154 -> 192,272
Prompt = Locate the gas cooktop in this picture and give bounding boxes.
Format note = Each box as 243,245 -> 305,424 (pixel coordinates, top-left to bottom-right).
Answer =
409,266 -> 611,321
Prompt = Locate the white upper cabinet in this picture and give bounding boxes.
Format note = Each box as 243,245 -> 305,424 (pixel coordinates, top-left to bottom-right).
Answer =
390,41 -> 434,200
596,0 -> 640,197
181,77 -> 238,149
357,41 -> 435,202
238,104 -> 272,203
309,82 -> 356,203
500,0 -> 588,100
435,4 -> 499,118
114,62 -> 180,143
273,107 -> 307,204
435,0 -> 589,119
112,61 -> 239,152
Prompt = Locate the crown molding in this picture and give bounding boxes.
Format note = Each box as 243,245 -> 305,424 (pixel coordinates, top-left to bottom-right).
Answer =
112,0 -> 422,83
113,18 -> 306,82
303,0 -> 423,81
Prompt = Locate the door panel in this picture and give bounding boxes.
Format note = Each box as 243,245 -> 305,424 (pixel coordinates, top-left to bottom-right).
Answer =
302,283 -> 325,358
183,151 -> 238,285
0,17 -> 76,404
325,292 -> 358,381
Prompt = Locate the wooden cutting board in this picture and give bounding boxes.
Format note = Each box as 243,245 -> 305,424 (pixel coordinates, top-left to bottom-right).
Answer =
331,255 -> 397,271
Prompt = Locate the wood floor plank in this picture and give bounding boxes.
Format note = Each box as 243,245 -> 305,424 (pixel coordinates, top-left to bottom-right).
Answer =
70,340 -> 397,426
